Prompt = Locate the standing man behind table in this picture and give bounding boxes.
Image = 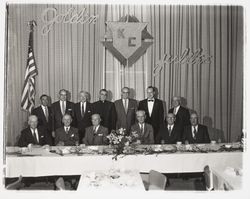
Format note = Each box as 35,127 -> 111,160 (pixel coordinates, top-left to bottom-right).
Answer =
130,110 -> 154,144
156,113 -> 182,144
32,94 -> 53,143
114,87 -> 138,134
83,114 -> 109,145
18,115 -> 52,147
182,112 -> 210,144
51,89 -> 75,140
138,86 -> 164,142
168,96 -> 190,137
92,89 -> 116,133
74,91 -> 92,144
55,114 -> 79,146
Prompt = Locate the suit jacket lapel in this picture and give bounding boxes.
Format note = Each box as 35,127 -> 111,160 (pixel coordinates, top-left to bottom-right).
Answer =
39,106 -> 47,123
119,99 -> 126,115
145,100 -> 150,116
143,124 -> 149,138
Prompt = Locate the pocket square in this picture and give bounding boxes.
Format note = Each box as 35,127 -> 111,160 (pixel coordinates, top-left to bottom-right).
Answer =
98,134 -> 103,136
88,110 -> 91,113
40,135 -> 44,138
71,134 -> 75,137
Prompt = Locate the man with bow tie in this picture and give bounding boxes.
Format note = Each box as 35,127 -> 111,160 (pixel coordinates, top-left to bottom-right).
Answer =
74,91 -> 92,143
55,114 -> 79,146
138,86 -> 164,142
31,94 -> 52,143
114,87 -> 138,134
156,113 -> 182,144
182,112 -> 210,144
18,115 -> 52,147
51,89 -> 75,140
130,110 -> 154,144
83,114 -> 108,145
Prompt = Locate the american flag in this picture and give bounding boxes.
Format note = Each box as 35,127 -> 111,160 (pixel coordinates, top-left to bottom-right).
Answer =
21,30 -> 38,113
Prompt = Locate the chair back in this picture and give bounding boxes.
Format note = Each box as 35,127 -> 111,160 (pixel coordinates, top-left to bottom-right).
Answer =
204,165 -> 213,190
55,177 -> 66,190
6,175 -> 23,190
148,170 -> 167,190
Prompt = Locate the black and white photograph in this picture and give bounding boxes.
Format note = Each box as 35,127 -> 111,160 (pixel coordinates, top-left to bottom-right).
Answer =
0,0 -> 249,198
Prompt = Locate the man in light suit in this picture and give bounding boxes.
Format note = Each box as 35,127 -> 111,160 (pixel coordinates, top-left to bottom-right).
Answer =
138,86 -> 164,141
92,89 -> 116,133
114,87 -> 138,134
51,89 -> 75,138
18,115 -> 52,147
31,94 -> 52,142
130,110 -> 154,144
55,114 -> 79,146
168,96 -> 190,137
83,114 -> 109,145
182,112 -> 210,144
156,113 -> 182,144
74,91 -> 92,144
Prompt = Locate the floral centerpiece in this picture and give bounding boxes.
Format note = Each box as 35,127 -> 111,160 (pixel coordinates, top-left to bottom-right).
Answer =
107,128 -> 139,159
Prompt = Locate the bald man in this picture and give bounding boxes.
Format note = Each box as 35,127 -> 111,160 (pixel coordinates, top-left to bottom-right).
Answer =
74,91 -> 93,143
83,114 -> 109,145
168,96 -> 190,137
18,115 -> 52,147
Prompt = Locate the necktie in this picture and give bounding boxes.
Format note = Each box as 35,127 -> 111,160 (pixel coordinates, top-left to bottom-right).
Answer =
81,103 -> 85,117
65,127 -> 69,134
168,126 -> 172,136
32,129 -> 38,144
193,127 -> 197,139
124,99 -> 128,114
173,107 -> 177,115
44,106 -> 49,122
62,101 -> 66,115
93,126 -> 96,134
140,124 -> 144,135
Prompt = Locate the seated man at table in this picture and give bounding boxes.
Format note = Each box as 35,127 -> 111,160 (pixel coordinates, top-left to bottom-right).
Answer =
182,112 -> 210,144
156,113 -> 182,144
18,115 -> 52,147
130,110 -> 154,144
55,114 -> 79,146
83,114 -> 109,145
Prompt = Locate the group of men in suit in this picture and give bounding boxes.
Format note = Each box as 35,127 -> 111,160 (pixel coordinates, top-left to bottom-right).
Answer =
18,86 -> 210,147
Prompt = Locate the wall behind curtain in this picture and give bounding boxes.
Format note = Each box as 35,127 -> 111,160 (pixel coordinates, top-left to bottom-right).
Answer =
5,4 -> 243,145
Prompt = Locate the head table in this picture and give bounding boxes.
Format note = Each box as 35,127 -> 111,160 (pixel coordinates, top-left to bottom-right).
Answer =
4,143 -> 243,178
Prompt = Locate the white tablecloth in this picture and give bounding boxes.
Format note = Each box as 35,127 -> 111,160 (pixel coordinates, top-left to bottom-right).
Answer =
4,146 -> 242,178
77,170 -> 145,191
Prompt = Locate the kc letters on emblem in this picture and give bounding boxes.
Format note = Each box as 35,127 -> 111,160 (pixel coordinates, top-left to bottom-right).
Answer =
103,19 -> 153,66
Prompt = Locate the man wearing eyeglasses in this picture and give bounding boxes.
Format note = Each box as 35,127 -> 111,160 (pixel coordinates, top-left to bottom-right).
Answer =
114,87 -> 138,134
92,89 -> 116,133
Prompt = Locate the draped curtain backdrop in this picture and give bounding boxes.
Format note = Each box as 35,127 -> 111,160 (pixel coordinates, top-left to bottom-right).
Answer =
5,4 -> 243,145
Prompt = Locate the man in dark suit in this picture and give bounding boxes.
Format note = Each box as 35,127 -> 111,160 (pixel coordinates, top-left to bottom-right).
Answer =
74,91 -> 92,143
168,96 -> 190,137
92,89 -> 116,133
182,112 -> 210,144
31,94 -> 52,142
83,114 -> 109,145
18,115 -> 52,147
138,86 -> 164,141
114,87 -> 137,134
51,89 -> 75,138
156,113 -> 182,144
55,114 -> 79,146
130,110 -> 154,144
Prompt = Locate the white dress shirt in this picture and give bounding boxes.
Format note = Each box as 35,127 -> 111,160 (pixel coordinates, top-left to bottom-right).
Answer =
192,125 -> 198,138
30,128 -> 39,143
174,105 -> 180,115
60,100 -> 66,115
147,98 -> 155,117
64,126 -> 70,133
41,105 -> 48,119
139,123 -> 144,134
123,99 -> 128,113
81,101 -> 86,115
93,125 -> 100,133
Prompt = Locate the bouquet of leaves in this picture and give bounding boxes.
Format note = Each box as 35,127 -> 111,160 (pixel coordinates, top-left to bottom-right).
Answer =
107,128 -> 139,158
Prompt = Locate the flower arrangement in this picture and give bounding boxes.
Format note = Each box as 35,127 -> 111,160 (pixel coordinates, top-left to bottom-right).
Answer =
107,128 -> 139,159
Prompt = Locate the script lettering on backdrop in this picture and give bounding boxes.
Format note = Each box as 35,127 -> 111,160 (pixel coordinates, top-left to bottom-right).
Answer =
153,48 -> 213,76
41,7 -> 99,35
102,16 -> 153,66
